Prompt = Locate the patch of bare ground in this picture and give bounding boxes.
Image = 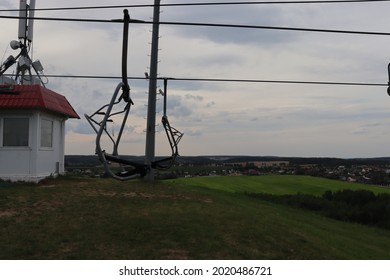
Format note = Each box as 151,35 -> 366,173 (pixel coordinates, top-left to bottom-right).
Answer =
32,200 -> 64,212
0,210 -> 17,218
82,189 -> 213,203
39,185 -> 56,188
159,248 -> 189,260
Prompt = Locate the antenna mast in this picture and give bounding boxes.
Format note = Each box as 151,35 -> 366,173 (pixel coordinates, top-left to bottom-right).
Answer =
0,0 -> 45,86
15,0 -> 42,85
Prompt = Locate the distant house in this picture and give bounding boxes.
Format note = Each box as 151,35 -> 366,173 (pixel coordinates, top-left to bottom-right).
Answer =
227,161 -> 290,168
0,84 -> 79,182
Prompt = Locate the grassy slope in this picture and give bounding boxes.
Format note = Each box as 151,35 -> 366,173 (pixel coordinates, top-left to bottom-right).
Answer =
169,175 -> 390,196
0,176 -> 389,259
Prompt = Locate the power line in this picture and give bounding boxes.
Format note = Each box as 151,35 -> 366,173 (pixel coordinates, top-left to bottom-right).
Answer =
31,74 -> 386,87
166,77 -> 387,87
0,14 -> 144,24
1,15 -> 390,37
157,20 -> 390,36
1,0 -> 390,12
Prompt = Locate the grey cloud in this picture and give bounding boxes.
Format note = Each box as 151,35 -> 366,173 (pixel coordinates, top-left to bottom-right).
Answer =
184,129 -> 202,137
351,127 -> 367,135
0,1 -> 14,9
351,122 -> 386,135
92,90 -> 104,99
206,101 -> 216,108
163,5 -> 299,46
174,82 -> 204,92
185,94 -> 203,101
66,119 -> 92,135
67,117 -> 136,136
163,95 -> 193,118
169,104 -> 192,118
186,53 -> 243,70
181,27 -> 297,46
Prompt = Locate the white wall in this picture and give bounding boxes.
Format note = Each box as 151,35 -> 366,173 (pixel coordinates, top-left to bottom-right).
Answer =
0,110 -> 34,181
36,112 -> 66,177
0,110 -> 67,182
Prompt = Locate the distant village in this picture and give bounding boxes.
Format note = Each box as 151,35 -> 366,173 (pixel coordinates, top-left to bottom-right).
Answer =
223,160 -> 390,186
65,155 -> 390,187
179,160 -> 390,186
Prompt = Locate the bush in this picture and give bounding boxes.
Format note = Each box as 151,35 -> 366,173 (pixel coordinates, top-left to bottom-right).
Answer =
330,189 -> 377,206
248,189 -> 390,230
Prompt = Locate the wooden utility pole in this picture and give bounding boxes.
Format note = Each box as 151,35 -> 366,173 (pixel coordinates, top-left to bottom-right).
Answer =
144,0 -> 161,181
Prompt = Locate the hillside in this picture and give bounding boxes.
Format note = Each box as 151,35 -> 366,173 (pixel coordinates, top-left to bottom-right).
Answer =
0,175 -> 390,259
170,175 -> 390,195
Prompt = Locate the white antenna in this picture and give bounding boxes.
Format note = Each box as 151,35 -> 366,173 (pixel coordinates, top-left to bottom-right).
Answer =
18,0 -> 27,41
27,0 -> 36,42
18,0 -> 35,43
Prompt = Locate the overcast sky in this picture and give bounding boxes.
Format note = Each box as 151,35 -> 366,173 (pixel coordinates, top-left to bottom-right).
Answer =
1,0 -> 390,158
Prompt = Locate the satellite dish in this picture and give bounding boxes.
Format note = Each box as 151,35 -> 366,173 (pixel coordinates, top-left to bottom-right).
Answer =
10,40 -> 22,50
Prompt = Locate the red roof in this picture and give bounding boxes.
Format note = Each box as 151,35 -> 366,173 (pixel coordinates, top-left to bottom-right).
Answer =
0,84 -> 79,118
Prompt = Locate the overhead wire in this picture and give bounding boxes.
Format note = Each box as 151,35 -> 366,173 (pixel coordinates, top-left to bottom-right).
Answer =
0,14 -> 144,24
0,0 -> 389,36
156,20 -> 390,36
0,15 -> 390,37
4,74 -> 383,88
1,0 -> 390,12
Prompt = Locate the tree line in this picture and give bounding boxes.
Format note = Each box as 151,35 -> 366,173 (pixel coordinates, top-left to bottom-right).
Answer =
248,189 -> 390,230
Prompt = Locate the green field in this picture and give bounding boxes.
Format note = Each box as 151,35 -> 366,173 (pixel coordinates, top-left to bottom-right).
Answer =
169,174 -> 390,195
0,175 -> 390,259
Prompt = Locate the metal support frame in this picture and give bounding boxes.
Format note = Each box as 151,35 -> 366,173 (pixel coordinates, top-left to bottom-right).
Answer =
85,7 -> 183,181
85,83 -> 147,180
152,78 -> 183,170
85,9 -> 147,180
387,63 -> 390,95
14,46 -> 44,86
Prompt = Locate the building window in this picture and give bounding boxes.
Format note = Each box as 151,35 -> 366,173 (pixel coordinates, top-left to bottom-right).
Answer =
3,117 -> 29,147
41,119 -> 53,148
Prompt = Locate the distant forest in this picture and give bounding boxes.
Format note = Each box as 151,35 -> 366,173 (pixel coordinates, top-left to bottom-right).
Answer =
65,155 -> 390,167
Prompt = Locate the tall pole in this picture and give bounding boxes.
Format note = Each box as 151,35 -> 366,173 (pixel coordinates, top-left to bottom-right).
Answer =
144,0 -> 161,181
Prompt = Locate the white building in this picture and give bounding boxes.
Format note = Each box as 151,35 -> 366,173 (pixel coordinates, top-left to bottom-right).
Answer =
0,84 -> 79,182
